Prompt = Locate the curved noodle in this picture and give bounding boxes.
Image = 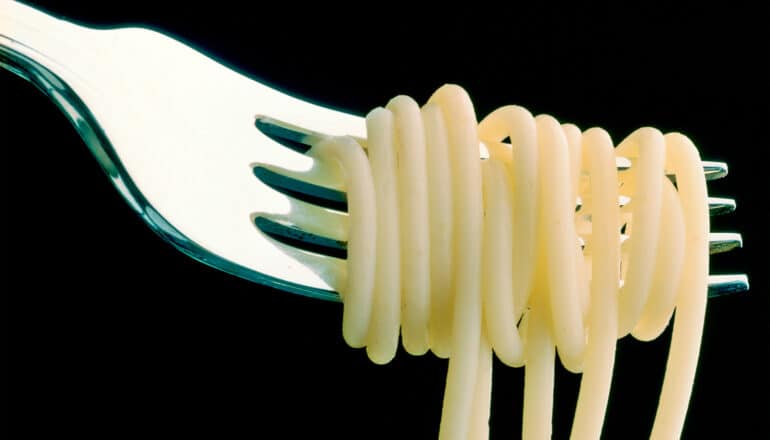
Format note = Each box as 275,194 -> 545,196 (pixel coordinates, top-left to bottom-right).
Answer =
309,84 -> 709,439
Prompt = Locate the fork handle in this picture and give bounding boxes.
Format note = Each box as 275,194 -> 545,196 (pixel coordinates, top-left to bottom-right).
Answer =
0,1 -> 106,84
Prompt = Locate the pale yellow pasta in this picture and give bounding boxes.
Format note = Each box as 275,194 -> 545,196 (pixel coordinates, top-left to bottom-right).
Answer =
570,127 -> 620,439
536,114 -> 586,373
387,96 -> 431,355
364,108 -> 401,364
651,133 -> 708,440
310,84 -> 709,439
429,85 -> 483,440
633,180 -> 685,342
481,158 -> 523,367
422,102 -> 454,358
307,137 -> 376,349
616,128 -> 666,337
478,106 -> 538,326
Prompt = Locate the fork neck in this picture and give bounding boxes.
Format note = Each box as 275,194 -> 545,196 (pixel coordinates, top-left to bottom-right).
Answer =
0,2 -> 140,208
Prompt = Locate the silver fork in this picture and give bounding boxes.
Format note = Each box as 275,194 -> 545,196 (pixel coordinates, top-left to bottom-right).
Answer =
0,1 -> 748,301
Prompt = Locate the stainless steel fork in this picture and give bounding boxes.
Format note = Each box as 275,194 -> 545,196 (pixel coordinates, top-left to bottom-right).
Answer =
0,0 -> 748,301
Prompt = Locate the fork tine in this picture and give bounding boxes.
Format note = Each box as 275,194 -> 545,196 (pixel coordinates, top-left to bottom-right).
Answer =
253,220 -> 748,300
263,204 -> 739,259
702,161 -> 729,180
255,115 -> 328,153
707,232 -> 743,254
254,215 -> 347,259
253,212 -> 748,299
253,196 -> 348,242
257,165 -> 731,217
568,195 -> 729,213
708,197 -> 736,216
255,115 -> 725,179
253,164 -> 347,211
616,156 -> 632,170
612,232 -> 741,255
708,274 -> 750,297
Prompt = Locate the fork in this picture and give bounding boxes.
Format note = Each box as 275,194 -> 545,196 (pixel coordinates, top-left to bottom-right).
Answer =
0,0 -> 749,301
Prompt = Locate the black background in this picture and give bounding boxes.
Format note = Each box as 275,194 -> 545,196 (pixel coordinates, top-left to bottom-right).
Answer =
3,1 -> 768,438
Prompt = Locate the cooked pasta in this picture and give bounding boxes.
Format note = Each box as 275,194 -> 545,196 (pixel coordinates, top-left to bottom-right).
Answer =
309,84 -> 709,439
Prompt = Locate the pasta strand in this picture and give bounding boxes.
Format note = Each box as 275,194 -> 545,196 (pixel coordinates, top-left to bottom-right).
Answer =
308,85 -> 709,439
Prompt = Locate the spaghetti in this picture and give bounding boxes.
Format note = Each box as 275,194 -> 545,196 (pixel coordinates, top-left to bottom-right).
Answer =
309,84 -> 709,439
